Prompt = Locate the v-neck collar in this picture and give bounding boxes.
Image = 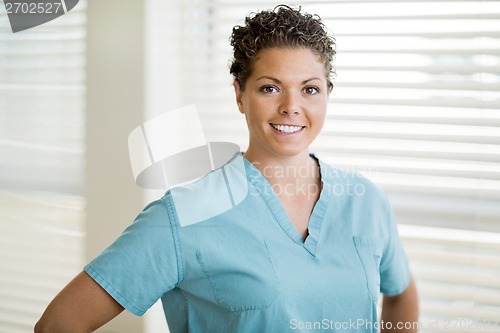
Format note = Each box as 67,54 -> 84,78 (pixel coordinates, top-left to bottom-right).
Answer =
242,154 -> 333,256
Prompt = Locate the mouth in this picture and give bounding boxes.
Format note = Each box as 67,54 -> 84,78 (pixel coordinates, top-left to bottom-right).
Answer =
270,123 -> 305,134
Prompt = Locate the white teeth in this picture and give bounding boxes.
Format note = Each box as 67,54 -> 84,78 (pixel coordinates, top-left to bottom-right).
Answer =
272,124 -> 303,133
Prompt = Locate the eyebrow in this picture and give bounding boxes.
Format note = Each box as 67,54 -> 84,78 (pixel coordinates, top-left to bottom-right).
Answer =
256,76 -> 323,84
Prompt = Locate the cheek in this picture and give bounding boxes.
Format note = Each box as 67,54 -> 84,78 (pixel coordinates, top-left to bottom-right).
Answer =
311,107 -> 327,131
242,96 -> 259,115
245,100 -> 266,123
244,109 -> 260,130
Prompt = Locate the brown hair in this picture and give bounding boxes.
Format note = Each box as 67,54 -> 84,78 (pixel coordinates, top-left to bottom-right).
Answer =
230,5 -> 336,91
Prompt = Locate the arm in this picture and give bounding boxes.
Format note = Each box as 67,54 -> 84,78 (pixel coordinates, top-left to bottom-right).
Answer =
34,271 -> 124,333
381,276 -> 419,332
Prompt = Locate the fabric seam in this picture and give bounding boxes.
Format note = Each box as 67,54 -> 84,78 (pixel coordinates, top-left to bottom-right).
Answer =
163,193 -> 185,284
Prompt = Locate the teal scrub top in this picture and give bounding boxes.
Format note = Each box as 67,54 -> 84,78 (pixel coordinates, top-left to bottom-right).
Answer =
84,153 -> 410,333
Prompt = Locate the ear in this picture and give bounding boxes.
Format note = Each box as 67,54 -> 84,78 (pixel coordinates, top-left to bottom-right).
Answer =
327,81 -> 334,95
233,80 -> 244,114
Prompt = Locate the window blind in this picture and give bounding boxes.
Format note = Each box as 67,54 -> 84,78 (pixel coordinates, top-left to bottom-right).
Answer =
0,1 -> 86,332
148,1 -> 500,332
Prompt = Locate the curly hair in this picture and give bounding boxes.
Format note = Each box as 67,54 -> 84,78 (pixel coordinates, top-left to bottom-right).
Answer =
230,5 -> 336,91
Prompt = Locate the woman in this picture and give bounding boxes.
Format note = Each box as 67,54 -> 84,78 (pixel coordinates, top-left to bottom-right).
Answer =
35,5 -> 418,333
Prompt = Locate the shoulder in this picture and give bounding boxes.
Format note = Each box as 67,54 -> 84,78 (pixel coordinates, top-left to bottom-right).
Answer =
164,153 -> 249,227
319,157 -> 389,206
317,156 -> 394,234
131,197 -> 171,228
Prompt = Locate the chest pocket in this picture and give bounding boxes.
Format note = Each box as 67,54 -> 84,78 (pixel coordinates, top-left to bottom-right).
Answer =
196,240 -> 280,312
353,236 -> 384,302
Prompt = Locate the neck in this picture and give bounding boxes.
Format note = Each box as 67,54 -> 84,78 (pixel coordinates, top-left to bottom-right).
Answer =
243,149 -> 319,187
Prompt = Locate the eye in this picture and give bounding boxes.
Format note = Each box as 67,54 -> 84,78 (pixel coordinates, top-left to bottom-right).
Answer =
260,85 -> 279,94
303,86 -> 320,95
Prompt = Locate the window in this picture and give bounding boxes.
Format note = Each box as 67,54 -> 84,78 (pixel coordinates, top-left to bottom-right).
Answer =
147,1 -> 500,331
0,1 -> 87,332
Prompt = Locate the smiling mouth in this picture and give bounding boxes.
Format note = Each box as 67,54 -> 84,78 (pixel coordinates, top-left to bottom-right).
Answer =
270,123 -> 305,134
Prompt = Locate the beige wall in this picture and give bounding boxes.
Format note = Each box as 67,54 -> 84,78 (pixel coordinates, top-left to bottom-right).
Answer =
86,0 -> 145,332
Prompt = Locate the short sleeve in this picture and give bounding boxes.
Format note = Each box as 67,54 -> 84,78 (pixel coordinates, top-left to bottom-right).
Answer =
379,202 -> 411,296
84,197 -> 180,316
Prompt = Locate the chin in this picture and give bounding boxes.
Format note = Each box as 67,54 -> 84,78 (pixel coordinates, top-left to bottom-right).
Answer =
269,145 -> 309,158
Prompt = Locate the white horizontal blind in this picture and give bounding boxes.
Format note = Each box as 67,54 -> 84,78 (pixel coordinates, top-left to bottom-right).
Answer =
152,1 -> 500,332
0,2 -> 86,332
400,225 -> 500,332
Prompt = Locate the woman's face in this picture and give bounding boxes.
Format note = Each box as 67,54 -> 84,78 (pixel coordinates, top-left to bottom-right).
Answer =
234,47 -> 330,160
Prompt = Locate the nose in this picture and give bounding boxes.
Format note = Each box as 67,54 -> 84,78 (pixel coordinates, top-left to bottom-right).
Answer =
278,91 -> 300,116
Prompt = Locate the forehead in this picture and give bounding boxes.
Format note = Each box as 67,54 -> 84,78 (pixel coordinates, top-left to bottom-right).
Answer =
250,47 -> 327,81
